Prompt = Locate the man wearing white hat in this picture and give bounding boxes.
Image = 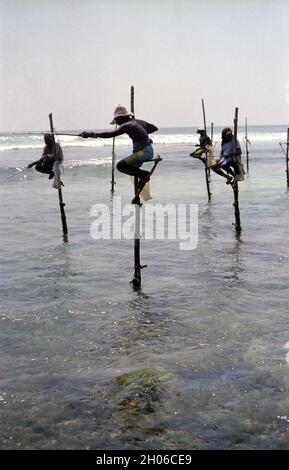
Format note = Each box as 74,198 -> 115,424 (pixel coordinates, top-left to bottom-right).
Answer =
79,105 -> 158,202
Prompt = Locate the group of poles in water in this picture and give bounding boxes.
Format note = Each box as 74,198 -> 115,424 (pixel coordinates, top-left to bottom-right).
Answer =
3,88 -> 289,287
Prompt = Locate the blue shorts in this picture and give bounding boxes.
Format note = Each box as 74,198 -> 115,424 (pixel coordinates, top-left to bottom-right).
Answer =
217,155 -> 234,167
123,144 -> 154,168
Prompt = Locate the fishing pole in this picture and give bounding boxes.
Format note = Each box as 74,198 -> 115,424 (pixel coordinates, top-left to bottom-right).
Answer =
279,142 -> 287,156
0,131 -> 45,136
49,133 -> 82,137
0,131 -> 81,137
0,167 -> 28,184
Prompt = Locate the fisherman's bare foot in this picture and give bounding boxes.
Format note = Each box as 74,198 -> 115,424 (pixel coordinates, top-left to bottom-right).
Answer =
131,196 -> 142,206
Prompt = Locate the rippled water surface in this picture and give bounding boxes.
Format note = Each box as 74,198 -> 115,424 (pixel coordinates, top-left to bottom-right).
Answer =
1,127 -> 289,449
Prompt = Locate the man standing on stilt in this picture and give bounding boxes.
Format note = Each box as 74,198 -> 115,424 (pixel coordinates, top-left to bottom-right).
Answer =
79,105 -> 158,204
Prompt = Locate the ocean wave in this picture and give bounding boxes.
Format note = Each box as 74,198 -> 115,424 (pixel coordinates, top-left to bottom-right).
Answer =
0,129 -> 287,152
0,138 -> 119,152
0,158 -> 113,172
240,133 -> 286,143
67,158 -> 112,168
0,144 -> 45,151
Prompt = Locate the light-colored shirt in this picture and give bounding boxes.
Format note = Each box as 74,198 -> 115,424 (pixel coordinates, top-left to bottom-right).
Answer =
221,139 -> 241,157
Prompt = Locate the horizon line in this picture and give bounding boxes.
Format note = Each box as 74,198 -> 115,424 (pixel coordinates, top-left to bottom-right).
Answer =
0,123 -> 288,135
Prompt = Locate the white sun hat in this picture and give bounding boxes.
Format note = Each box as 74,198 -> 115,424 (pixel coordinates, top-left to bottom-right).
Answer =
110,105 -> 133,124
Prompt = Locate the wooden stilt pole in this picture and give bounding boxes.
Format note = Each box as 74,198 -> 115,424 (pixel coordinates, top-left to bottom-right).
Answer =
111,129 -> 116,192
201,99 -> 211,202
245,117 -> 249,174
131,202 -> 142,288
209,122 -> 214,180
130,85 -> 135,117
48,113 -> 68,241
233,181 -> 241,232
286,128 -> 289,188
130,85 -> 142,289
232,108 -> 241,233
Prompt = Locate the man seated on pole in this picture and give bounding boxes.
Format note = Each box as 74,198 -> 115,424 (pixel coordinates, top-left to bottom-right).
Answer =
27,134 -> 63,180
79,105 -> 158,203
211,127 -> 241,185
190,128 -> 213,161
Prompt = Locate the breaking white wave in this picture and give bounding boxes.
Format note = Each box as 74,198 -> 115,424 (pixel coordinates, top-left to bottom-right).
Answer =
0,126 -> 287,152
67,158 -> 112,168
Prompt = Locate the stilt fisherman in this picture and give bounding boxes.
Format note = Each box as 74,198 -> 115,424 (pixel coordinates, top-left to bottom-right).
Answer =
79,105 -> 158,203
27,133 -> 63,180
211,127 -> 243,184
190,128 -> 213,161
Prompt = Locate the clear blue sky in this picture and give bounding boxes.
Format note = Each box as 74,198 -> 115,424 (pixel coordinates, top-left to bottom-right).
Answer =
0,0 -> 288,131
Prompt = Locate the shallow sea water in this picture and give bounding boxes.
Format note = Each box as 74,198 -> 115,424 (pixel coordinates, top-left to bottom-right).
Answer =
1,127 -> 289,449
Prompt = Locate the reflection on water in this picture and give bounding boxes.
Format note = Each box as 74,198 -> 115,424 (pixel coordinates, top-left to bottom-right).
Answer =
128,290 -> 150,312
222,239 -> 245,282
200,204 -> 217,241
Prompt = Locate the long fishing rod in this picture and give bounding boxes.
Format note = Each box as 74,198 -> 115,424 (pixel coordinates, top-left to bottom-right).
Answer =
48,133 -> 81,137
279,142 -> 287,156
0,131 -> 82,137
0,167 -> 28,184
0,131 -> 45,136
1,132 -> 222,142
279,141 -> 289,156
